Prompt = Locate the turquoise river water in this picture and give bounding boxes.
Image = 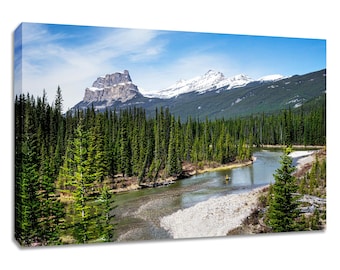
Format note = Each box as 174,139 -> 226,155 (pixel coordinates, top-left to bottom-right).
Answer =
112,150 -> 282,241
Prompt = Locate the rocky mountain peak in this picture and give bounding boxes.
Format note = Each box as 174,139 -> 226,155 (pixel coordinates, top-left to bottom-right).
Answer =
83,70 -> 141,104
92,70 -> 132,89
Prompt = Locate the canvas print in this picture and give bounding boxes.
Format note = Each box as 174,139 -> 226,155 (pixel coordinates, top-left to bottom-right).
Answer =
14,22 -> 326,247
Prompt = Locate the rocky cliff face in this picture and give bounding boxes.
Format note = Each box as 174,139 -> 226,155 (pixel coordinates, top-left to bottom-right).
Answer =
83,70 -> 141,104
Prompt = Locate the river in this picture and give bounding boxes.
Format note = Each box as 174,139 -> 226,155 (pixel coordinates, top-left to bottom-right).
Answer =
111,150 -> 282,242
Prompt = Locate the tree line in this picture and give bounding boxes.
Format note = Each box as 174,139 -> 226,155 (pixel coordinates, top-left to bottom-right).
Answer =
265,147 -> 326,232
14,88 -> 325,246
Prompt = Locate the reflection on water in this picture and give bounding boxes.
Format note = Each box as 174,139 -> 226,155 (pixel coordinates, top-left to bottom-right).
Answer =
112,150 -> 282,241
229,150 -> 282,188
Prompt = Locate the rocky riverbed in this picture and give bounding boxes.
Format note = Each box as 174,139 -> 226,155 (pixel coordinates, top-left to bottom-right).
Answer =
159,149 -> 323,238
160,186 -> 267,238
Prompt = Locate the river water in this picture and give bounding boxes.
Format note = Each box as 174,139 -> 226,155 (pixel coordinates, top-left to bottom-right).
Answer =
112,150 -> 282,242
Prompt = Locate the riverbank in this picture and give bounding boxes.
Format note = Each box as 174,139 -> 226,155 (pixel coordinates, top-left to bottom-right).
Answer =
159,149 -> 323,238
160,186 -> 267,238
196,159 -> 254,174
260,144 -> 324,149
109,159 -> 254,194
111,146 -> 323,194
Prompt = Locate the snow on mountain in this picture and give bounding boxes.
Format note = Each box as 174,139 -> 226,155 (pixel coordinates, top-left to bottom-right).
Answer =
144,70 -> 226,98
224,74 -> 253,89
257,74 -> 286,82
82,70 -> 286,102
144,70 -> 284,99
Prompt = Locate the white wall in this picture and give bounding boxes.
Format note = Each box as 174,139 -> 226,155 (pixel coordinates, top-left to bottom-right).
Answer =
1,1 -> 338,269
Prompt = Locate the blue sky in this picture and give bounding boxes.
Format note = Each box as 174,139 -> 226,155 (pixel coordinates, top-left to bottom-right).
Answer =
14,22 -> 326,111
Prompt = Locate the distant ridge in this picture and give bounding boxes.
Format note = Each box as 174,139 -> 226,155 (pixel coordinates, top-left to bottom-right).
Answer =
143,70 -> 285,99
71,69 -> 326,120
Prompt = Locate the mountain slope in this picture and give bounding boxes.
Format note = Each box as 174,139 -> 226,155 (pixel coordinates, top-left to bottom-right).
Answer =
71,69 -> 326,120
165,69 -> 326,119
144,70 -> 284,99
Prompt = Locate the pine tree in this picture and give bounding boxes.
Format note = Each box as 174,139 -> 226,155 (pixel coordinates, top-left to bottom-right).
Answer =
37,143 -> 65,245
15,96 -> 40,246
266,147 -> 300,232
51,87 -> 66,179
131,121 -> 141,176
86,114 -> 107,183
137,118 -> 149,184
98,185 -> 116,242
119,114 -> 132,177
16,130 -> 40,245
184,117 -> 193,161
103,109 -> 116,177
166,116 -> 182,176
149,108 -> 163,180
54,85 -> 63,114
69,119 -> 93,243
225,133 -> 235,163
58,117 -> 96,243
237,138 -> 247,162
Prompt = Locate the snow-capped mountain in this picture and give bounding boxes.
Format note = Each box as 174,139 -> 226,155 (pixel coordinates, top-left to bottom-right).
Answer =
143,70 -> 284,99
71,69 -> 326,121
258,74 -> 286,82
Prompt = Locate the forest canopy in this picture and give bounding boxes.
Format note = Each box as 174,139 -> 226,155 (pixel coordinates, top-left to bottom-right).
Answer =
14,89 -> 326,246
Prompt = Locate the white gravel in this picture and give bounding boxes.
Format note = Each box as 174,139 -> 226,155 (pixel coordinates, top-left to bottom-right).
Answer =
160,186 -> 266,239
159,150 -> 317,239
289,150 -> 316,171
289,150 -> 315,159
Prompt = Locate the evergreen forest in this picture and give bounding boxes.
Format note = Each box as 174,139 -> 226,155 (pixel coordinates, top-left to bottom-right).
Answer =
14,88 -> 326,246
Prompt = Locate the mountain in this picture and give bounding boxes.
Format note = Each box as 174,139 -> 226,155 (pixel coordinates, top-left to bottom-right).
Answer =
144,70 -> 284,99
71,69 -> 326,120
162,69 -> 325,119
76,70 -> 145,110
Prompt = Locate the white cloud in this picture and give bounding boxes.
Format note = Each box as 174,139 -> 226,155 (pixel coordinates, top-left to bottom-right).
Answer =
15,24 -> 166,111
15,23 -> 271,110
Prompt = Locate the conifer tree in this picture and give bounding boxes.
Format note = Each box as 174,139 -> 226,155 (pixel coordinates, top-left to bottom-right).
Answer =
54,85 -> 63,114
16,134 -> 39,245
225,133 -> 235,163
15,97 -> 40,245
85,114 -> 107,183
98,185 -> 116,242
51,86 -> 65,178
103,109 -> 117,177
166,116 -> 182,176
69,119 -> 93,243
184,117 -> 193,161
119,114 -> 132,177
37,143 -> 65,245
131,122 -> 141,176
58,116 -> 96,243
266,147 -> 300,232
137,118 -> 149,183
